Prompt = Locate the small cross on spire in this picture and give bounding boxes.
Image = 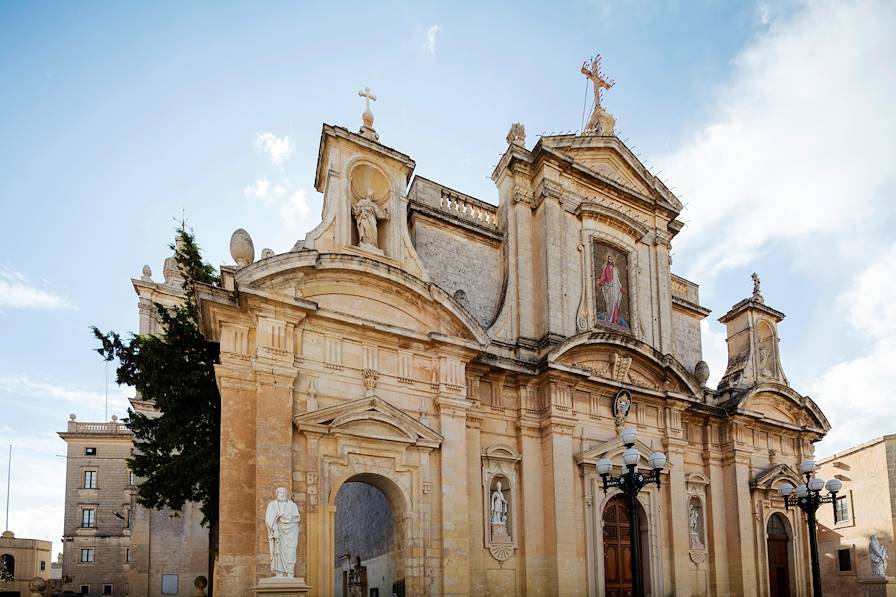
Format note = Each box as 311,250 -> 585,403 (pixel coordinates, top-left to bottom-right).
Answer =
358,86 -> 377,111
357,86 -> 379,141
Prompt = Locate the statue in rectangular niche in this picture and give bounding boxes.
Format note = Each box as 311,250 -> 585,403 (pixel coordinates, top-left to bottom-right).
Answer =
593,242 -> 630,330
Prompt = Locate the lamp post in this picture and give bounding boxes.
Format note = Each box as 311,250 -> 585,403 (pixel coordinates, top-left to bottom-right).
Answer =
777,459 -> 843,597
597,427 -> 666,597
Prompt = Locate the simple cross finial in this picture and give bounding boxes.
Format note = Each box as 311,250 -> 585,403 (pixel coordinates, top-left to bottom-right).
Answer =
358,86 -> 377,111
581,54 -> 616,110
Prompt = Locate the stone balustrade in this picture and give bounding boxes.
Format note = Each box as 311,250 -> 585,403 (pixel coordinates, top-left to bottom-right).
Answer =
438,190 -> 498,230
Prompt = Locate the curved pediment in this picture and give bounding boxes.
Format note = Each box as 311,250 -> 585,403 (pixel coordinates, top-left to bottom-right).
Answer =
548,331 -> 702,397
233,250 -> 489,345
294,397 -> 442,448
731,383 -> 830,432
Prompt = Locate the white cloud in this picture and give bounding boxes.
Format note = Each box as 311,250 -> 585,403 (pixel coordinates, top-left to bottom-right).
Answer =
0,373 -> 130,414
423,25 -> 439,54
700,319 -> 728,388
243,178 -> 274,205
811,242 -> 896,457
255,131 -> 294,166
0,267 -> 76,311
279,190 -> 311,229
660,0 -> 896,282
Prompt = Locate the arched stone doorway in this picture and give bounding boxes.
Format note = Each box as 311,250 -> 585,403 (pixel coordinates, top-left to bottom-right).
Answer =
603,494 -> 650,597
767,513 -> 792,597
333,473 -> 407,597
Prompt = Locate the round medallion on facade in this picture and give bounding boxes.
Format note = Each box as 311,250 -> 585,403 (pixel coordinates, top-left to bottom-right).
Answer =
613,388 -> 632,424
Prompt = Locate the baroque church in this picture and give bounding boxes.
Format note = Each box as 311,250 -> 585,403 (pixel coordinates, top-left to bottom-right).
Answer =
135,61 -> 830,596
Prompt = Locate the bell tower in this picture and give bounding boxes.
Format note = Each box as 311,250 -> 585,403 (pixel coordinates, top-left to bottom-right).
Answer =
294,87 -> 428,280
717,273 -> 789,390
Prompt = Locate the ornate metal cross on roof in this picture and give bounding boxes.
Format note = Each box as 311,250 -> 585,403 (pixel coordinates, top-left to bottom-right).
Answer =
358,86 -> 377,111
581,54 -> 615,110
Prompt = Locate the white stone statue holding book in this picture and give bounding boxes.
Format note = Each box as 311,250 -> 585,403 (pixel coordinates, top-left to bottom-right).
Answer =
266,487 -> 300,578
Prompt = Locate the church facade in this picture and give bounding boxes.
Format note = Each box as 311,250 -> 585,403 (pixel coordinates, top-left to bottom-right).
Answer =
185,78 -> 830,596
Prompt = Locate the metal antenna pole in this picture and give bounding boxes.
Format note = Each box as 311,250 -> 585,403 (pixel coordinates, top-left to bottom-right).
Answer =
5,444 -> 10,531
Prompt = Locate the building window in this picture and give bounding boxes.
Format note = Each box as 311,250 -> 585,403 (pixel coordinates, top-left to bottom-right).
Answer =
838,548 -> 852,571
103,584 -> 113,595
80,548 -> 94,563
81,508 -> 96,528
126,548 -> 131,562
161,574 -> 178,594
85,447 -> 96,456
128,472 -> 137,486
0,553 -> 15,580
835,495 -> 849,523
40,560 -> 46,571
83,470 -> 97,489
79,585 -> 90,596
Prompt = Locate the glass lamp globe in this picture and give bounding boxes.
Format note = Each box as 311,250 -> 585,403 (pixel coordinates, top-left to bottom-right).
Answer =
597,457 -> 613,475
648,452 -> 666,470
799,459 -> 816,474
808,477 -> 825,492
621,427 -> 638,445
623,447 -> 641,466
826,478 -> 843,494
778,482 -> 794,497
795,484 -> 809,498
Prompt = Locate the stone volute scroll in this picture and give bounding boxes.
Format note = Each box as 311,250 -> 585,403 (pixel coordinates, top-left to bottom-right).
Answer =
482,444 -> 521,562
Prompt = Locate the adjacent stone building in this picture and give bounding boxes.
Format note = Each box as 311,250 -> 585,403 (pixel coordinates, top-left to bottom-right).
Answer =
816,435 -> 896,596
0,529 -> 52,596
158,70 -> 835,597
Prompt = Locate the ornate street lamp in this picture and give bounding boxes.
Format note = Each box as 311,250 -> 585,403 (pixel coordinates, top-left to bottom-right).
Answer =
597,427 -> 666,597
777,459 -> 843,597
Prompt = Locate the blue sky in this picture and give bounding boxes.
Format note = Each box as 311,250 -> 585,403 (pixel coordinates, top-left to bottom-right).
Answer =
1,1 -> 894,553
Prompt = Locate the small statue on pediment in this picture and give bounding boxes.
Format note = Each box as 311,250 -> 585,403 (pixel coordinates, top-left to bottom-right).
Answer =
352,188 -> 390,253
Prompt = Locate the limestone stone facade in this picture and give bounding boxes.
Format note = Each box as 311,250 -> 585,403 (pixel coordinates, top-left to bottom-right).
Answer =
0,530 -> 51,596
126,94 -> 833,596
816,435 -> 896,596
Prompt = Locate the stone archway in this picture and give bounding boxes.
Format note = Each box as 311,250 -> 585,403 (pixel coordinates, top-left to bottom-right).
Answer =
333,473 -> 407,597
766,513 -> 792,597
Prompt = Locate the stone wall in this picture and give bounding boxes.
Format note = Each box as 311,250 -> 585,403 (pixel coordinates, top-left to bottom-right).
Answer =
410,215 -> 502,327
334,482 -> 394,563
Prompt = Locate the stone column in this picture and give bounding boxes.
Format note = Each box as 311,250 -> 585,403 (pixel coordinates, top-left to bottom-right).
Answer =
518,418 -> 547,594
541,415 -> 583,595
435,396 -> 471,597
721,444 -> 758,596
653,233 -> 674,354
665,439 -> 692,596
253,365 -> 299,582
466,415 -> 485,595
214,367 -> 258,597
704,445 -> 730,594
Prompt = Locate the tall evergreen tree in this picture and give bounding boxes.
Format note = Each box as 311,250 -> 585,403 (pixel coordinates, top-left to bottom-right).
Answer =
92,228 -> 220,593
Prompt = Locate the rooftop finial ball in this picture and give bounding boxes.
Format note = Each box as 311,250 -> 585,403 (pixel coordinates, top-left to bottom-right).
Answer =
230,229 -> 255,266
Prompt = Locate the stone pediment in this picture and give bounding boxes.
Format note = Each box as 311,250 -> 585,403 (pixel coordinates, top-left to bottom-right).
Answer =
577,435 -> 670,473
536,136 -> 683,213
751,463 -> 802,491
294,396 -> 442,449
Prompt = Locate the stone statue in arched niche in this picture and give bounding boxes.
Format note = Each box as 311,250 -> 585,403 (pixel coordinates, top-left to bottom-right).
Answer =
688,496 -> 705,550
490,477 -> 511,543
352,188 -> 390,254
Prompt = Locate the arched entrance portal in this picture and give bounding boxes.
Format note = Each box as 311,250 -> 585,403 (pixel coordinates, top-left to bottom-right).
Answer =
767,513 -> 792,597
333,473 -> 406,597
603,494 -> 650,597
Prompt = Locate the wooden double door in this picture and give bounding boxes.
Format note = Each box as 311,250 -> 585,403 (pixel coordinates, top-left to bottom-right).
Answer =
603,494 -> 644,597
